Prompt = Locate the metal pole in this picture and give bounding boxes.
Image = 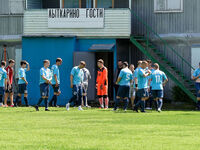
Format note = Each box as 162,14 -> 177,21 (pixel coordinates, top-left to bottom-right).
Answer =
3,45 -> 7,61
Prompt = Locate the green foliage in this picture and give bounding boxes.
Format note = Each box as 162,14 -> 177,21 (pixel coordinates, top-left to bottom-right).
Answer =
172,86 -> 193,103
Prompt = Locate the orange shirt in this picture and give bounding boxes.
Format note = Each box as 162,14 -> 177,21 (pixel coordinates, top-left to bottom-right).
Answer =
96,67 -> 108,85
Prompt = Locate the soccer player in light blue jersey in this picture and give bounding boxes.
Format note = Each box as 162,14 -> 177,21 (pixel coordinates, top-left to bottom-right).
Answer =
146,60 -> 155,110
35,60 -> 52,111
49,58 -> 62,107
192,62 -> 200,110
66,61 -> 85,111
129,64 -> 135,109
134,61 -> 151,113
149,63 -> 168,112
15,60 -> 30,107
114,62 -> 133,111
0,61 -> 7,107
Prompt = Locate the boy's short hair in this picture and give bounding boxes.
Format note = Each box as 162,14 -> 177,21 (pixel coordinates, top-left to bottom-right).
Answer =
1,61 -> 6,66
123,61 -> 128,67
43,60 -> 49,64
137,60 -> 142,65
147,59 -> 152,64
9,59 -> 15,64
98,59 -> 104,64
56,58 -> 62,62
154,63 -> 159,69
80,61 -> 86,67
20,60 -> 27,66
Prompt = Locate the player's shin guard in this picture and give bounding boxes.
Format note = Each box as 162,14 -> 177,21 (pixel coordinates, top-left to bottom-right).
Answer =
0,95 -> 3,103
123,99 -> 129,110
83,96 -> 86,106
15,96 -> 21,106
158,99 -> 163,110
24,97 -> 29,106
37,98 -> 43,106
98,97 -> 104,108
53,95 -> 57,107
44,98 -> 48,109
114,98 -> 120,110
141,100 -> 145,112
105,97 -> 109,108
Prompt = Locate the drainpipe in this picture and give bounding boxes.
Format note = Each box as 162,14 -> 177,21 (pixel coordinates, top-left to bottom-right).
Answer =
3,44 -> 7,61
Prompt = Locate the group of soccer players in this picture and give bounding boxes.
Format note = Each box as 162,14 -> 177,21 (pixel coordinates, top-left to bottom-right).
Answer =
113,60 -> 168,112
1,56 -> 200,112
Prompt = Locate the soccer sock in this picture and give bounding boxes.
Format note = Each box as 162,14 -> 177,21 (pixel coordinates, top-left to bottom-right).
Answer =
83,96 -> 86,106
0,95 -> 2,103
123,99 -> 129,110
37,98 -> 43,106
24,97 -> 29,106
15,96 -> 21,106
114,98 -> 120,110
53,95 -> 57,106
135,99 -> 141,108
141,100 -> 145,112
49,96 -> 55,105
44,98 -> 48,109
158,99 -> 163,110
149,97 -> 153,108
105,97 -> 109,108
98,98 -> 103,107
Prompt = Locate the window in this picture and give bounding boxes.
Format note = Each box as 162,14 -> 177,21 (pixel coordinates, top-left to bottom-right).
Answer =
64,0 -> 79,8
97,0 -> 112,8
154,0 -> 183,13
81,0 -> 93,8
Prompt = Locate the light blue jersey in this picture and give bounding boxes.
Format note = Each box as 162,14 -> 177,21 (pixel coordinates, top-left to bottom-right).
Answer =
0,68 -> 7,87
133,67 -> 140,88
40,67 -> 52,84
18,68 -> 27,84
193,68 -> 200,82
118,68 -> 133,86
71,66 -> 84,85
149,68 -> 155,86
51,64 -> 60,85
138,68 -> 149,89
150,70 -> 167,90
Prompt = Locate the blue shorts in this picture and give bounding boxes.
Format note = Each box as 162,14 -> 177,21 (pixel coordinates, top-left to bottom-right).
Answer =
52,84 -> 60,93
40,83 -> 50,97
195,83 -> 200,98
0,87 -> 5,95
72,84 -> 83,97
137,88 -> 149,98
152,90 -> 164,98
117,85 -> 130,98
18,84 -> 28,94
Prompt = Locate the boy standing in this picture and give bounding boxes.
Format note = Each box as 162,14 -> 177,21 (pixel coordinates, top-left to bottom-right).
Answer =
15,61 -> 30,107
35,60 -> 52,111
4,59 -> 15,107
0,61 -> 7,107
49,58 -> 62,107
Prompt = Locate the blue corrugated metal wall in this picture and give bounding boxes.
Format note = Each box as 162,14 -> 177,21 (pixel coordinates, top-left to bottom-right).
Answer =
22,37 -> 117,106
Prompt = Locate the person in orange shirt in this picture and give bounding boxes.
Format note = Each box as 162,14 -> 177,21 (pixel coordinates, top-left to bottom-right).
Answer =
96,59 -> 109,109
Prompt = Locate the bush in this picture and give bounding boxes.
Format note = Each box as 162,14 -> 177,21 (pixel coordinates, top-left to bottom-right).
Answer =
172,86 -> 193,103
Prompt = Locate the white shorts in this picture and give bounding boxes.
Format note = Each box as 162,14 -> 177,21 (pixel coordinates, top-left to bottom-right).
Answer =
129,86 -> 136,98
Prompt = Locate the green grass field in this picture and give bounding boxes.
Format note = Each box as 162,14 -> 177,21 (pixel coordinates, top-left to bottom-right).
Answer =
0,107 -> 200,150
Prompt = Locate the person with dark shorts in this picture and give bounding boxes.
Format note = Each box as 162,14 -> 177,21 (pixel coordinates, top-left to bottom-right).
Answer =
0,61 -> 7,107
15,61 -> 30,107
66,61 -> 85,111
134,61 -> 151,113
4,59 -> 15,107
35,60 -> 52,111
192,62 -> 200,110
49,58 -> 62,107
148,63 -> 168,112
114,60 -> 123,95
114,62 -> 133,111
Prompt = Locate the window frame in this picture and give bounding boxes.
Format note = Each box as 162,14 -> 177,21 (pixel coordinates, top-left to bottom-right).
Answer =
154,0 -> 183,13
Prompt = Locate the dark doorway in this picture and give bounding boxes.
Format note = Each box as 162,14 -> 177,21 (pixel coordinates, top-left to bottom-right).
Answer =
74,51 -> 114,102
95,52 -> 114,100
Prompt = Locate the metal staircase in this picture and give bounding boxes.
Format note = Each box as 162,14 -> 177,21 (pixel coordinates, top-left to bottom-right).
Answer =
130,11 -> 197,103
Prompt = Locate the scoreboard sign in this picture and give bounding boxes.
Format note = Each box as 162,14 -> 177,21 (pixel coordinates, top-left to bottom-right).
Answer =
48,8 -> 104,29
